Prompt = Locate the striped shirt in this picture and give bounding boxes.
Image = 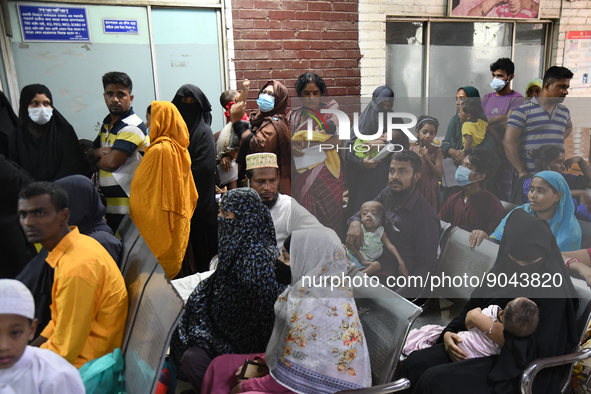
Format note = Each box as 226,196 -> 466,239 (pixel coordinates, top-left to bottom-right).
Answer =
94,107 -> 149,216
506,97 -> 571,174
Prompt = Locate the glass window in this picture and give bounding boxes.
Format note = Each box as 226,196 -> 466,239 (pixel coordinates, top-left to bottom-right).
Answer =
513,23 -> 546,96
429,22 -> 513,98
386,22 -> 426,97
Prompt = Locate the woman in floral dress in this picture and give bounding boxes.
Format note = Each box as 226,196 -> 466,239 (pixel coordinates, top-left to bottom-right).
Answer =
200,229 -> 371,394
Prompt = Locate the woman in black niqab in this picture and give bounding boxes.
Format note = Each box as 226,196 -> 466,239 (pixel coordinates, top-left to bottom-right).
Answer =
172,84 -> 218,275
11,84 -> 89,181
401,209 -> 579,394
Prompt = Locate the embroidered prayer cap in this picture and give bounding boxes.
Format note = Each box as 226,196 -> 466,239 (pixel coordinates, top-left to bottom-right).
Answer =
246,152 -> 278,170
0,279 -> 35,320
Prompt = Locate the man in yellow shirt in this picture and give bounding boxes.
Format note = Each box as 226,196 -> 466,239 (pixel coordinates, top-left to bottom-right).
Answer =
18,182 -> 128,369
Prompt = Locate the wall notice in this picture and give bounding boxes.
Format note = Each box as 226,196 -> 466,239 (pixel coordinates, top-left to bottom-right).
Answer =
17,4 -> 90,42
103,19 -> 139,34
564,31 -> 591,88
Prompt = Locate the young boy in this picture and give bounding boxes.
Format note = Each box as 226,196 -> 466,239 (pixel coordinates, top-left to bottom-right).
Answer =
458,98 -> 488,152
217,79 -> 251,190
347,201 -> 408,277
220,79 -> 250,124
439,147 -> 504,235
0,279 -> 84,393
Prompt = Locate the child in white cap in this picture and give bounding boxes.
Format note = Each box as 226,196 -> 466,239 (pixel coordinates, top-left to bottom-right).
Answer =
0,279 -> 84,393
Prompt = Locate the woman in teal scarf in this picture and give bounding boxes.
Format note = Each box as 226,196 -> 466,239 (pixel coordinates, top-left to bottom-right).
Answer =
441,86 -> 496,163
470,171 -> 582,252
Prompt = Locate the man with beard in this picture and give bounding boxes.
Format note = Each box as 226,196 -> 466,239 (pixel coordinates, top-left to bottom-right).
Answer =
505,66 -> 573,178
88,72 -> 149,232
346,150 -> 439,297
245,153 -> 340,249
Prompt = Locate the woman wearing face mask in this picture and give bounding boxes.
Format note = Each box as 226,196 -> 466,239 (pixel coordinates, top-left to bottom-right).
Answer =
289,73 -> 345,236
470,171 -> 582,252
232,80 -> 291,195
10,84 -> 89,181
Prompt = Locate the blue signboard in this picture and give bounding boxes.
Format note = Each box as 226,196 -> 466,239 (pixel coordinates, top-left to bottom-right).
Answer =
17,4 -> 90,42
103,19 -> 139,34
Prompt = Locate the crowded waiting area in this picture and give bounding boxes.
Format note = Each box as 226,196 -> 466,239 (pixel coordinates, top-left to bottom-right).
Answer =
2,1 -> 591,393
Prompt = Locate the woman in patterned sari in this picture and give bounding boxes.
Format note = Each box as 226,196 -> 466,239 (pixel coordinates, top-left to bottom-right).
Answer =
289,73 -> 345,237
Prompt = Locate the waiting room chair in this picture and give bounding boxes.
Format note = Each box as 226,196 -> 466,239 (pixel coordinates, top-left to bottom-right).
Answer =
521,278 -> 591,394
121,231 -> 184,394
334,271 -> 422,393
412,226 -> 499,328
579,220 -> 591,249
116,214 -> 141,272
500,200 -> 518,216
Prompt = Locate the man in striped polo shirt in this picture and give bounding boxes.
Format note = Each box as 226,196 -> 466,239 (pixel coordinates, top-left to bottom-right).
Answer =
504,66 -> 573,179
91,72 -> 149,233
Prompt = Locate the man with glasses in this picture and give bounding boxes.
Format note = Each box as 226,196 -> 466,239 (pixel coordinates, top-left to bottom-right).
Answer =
439,147 -> 504,235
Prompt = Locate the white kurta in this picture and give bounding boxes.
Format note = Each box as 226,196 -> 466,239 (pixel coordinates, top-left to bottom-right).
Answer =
0,346 -> 84,394
270,193 -> 342,249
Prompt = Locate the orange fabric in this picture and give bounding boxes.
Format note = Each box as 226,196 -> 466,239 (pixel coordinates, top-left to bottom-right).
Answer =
130,101 -> 198,278
40,227 -> 128,369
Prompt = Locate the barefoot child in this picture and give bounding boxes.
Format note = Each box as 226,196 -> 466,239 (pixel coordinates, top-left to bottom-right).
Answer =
346,201 -> 408,276
410,116 -> 443,211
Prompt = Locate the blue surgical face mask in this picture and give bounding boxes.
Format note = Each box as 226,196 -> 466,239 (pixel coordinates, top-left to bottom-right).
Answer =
490,77 -> 508,92
257,94 -> 275,112
455,165 -> 477,187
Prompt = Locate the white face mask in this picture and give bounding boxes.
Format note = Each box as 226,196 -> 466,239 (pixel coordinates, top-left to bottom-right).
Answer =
28,107 -> 53,125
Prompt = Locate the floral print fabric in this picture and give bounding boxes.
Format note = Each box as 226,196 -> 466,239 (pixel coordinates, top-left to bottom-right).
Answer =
265,229 -> 371,394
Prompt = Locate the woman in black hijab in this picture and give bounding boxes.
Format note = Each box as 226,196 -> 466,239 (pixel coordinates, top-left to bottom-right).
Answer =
0,90 -> 18,157
344,86 -> 409,216
10,84 -> 89,181
400,209 -> 579,394
172,84 -> 218,275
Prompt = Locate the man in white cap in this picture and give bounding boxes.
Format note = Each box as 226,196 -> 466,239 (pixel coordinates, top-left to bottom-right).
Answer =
0,279 -> 84,393
245,152 -> 341,249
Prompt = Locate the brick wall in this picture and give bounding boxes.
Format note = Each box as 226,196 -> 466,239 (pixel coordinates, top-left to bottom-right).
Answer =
544,0 -> 591,97
230,0 -> 362,108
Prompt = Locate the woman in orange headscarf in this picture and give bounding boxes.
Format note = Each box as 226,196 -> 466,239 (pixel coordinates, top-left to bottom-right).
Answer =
130,101 -> 198,279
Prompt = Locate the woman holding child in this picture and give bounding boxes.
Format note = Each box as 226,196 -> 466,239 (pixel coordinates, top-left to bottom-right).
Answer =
401,209 -> 578,394
232,80 -> 291,195
289,73 -> 345,236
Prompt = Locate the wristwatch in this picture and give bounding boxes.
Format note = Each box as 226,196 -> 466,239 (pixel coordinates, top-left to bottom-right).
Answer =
486,317 -> 497,334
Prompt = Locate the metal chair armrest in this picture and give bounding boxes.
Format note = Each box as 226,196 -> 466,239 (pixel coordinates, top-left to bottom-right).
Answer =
520,348 -> 591,394
335,378 -> 410,394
